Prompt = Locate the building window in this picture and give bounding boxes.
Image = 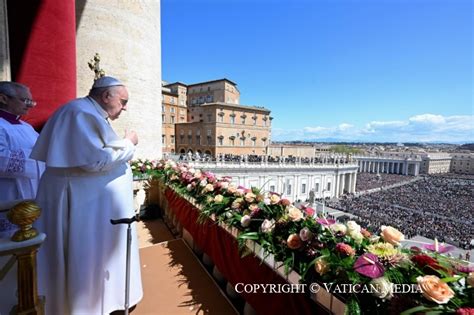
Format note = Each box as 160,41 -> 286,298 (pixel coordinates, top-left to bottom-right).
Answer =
229,138 -> 235,146
180,135 -> 184,143
251,138 -> 256,146
162,105 -> 165,112
230,116 -> 235,124
170,98 -> 174,104
253,116 -> 257,125
240,138 -> 245,146
207,136 -> 212,145
207,114 -> 212,122
218,137 -> 223,146
206,95 -> 212,102
327,183 -> 331,191
170,116 -> 175,123
207,129 -> 211,136
171,135 -> 175,144
269,185 -> 275,192
218,115 -> 224,123
162,135 -> 166,144
162,115 -> 165,123
242,117 -> 246,124
301,183 -> 306,194
170,107 -> 175,113
315,183 -> 320,192
287,184 -> 292,195
180,99 -> 185,106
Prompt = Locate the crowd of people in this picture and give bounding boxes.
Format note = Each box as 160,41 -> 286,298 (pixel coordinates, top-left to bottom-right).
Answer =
328,175 -> 474,249
355,173 -> 413,192
177,153 -> 353,164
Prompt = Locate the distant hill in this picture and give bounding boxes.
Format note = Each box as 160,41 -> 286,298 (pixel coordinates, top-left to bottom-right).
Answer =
459,143 -> 474,151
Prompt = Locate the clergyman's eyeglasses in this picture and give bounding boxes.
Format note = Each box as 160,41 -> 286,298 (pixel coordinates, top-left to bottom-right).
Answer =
6,95 -> 37,106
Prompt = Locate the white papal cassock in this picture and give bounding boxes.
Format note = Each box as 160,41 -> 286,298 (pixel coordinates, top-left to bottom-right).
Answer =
0,111 -> 44,314
31,97 -> 143,314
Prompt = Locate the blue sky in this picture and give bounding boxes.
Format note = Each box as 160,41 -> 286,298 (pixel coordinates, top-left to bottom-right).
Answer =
161,0 -> 473,143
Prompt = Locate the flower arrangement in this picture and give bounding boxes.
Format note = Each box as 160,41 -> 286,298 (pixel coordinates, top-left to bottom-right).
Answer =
133,159 -> 474,314
130,159 -> 159,180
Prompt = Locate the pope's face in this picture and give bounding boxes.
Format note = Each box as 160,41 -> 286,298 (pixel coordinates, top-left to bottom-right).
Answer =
102,86 -> 129,120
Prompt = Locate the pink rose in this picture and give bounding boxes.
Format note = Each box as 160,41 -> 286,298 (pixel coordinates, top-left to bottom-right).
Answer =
417,275 -> 455,304
380,226 -> 404,246
287,234 -> 302,250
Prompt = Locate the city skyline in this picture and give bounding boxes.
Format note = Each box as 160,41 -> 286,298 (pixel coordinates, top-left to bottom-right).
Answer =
161,0 -> 473,144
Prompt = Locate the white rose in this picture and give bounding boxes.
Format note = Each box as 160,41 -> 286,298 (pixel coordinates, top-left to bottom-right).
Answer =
214,194 -> 224,203
269,194 -> 280,204
241,215 -> 251,228
346,221 -> 361,234
350,231 -> 364,244
330,223 -> 347,235
261,219 -> 275,233
186,184 -> 193,191
349,232 -> 364,244
203,183 -> 214,193
200,179 -> 208,187
370,277 -> 393,300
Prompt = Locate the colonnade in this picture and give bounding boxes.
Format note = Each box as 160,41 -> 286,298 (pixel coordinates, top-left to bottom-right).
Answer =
356,158 -> 420,176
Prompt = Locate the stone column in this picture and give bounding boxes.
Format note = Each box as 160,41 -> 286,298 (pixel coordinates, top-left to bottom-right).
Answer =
352,172 -> 357,193
75,0 -> 162,159
0,0 -> 10,80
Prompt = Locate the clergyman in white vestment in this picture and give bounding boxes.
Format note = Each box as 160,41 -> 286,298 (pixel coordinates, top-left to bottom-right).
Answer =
0,82 -> 45,314
31,77 -> 143,314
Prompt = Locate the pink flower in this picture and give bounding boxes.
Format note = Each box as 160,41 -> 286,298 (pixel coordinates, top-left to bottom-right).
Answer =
424,243 -> 455,254
317,218 -> 336,226
456,308 -> 474,315
299,227 -> 313,242
354,253 -> 385,279
303,207 -> 315,216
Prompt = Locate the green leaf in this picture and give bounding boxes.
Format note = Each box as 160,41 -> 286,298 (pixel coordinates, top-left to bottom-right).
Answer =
237,232 -> 260,240
344,297 -> 361,315
399,305 -> 440,315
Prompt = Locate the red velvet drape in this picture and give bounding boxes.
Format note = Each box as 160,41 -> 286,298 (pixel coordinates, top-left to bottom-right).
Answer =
9,0 -> 76,130
165,189 -> 323,315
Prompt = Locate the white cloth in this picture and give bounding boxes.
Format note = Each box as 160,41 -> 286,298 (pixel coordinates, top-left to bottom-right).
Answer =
0,117 -> 44,315
31,97 -> 143,314
0,117 -> 43,200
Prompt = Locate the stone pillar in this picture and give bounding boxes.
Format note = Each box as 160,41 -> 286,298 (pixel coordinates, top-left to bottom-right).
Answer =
352,172 -> 357,193
0,0 -> 10,80
75,0 -> 162,159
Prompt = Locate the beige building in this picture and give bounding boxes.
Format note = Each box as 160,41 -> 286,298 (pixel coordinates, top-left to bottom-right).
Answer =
419,153 -> 452,174
186,78 -> 240,106
450,153 -> 474,174
162,83 -> 187,154
176,102 -> 271,156
162,78 -> 271,157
